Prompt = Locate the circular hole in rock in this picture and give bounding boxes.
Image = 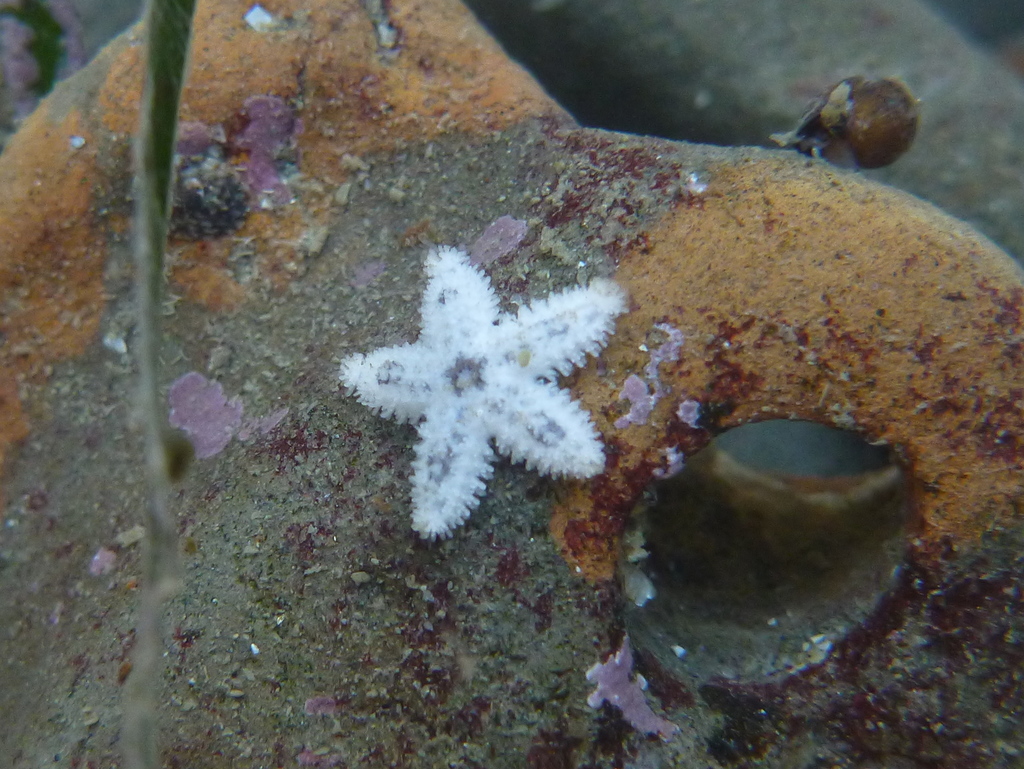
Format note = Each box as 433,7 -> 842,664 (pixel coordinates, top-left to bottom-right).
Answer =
621,420 -> 908,684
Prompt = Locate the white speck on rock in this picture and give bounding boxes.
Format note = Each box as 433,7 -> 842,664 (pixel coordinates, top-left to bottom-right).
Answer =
622,566 -> 657,607
243,4 -> 274,31
102,332 -> 128,355
339,246 -> 627,538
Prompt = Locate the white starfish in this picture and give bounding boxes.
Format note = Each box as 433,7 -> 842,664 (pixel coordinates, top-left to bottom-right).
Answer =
339,246 -> 627,538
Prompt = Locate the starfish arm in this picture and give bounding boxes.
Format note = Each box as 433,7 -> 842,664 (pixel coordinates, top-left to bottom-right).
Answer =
339,343 -> 435,423
482,376 -> 606,478
419,246 -> 500,351
410,405 -> 496,538
498,278 -> 627,377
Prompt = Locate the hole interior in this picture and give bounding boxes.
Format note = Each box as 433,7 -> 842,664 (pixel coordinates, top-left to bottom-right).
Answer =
621,420 -> 908,684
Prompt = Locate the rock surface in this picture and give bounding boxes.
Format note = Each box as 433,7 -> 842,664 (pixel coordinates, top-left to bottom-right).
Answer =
0,0 -> 1022,766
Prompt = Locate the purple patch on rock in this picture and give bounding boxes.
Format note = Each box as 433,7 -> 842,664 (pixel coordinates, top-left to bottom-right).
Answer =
653,445 -> 686,479
586,636 -> 679,741
169,372 -> 288,458
677,399 -> 701,428
615,324 -> 686,429
614,374 -> 653,429
88,547 -> 117,576
304,695 -> 337,716
237,94 -> 297,205
349,260 -> 386,288
238,408 -> 290,441
297,748 -> 346,767
646,323 -> 684,381
469,215 -> 528,265
168,373 -> 243,458
176,121 -> 220,156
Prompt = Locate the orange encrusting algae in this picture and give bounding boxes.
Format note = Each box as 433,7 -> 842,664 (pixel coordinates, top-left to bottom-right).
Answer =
0,106 -> 107,483
556,155 -> 1024,581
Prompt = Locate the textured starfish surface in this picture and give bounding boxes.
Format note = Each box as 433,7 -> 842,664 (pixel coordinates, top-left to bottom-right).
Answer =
339,246 -> 627,538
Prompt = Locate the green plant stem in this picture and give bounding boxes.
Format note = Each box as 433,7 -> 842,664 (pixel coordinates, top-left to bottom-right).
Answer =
124,1 -> 196,767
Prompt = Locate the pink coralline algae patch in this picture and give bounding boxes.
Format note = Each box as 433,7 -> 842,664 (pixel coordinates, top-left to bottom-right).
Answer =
469,215 -> 529,265
237,94 -> 298,205
304,696 -> 338,716
645,323 -> 684,381
676,398 -> 701,428
614,374 -> 653,428
168,372 -> 288,459
615,323 -> 685,428
169,373 -> 243,458
349,260 -> 386,288
653,445 -> 685,478
297,748 -> 346,767
586,636 -> 679,740
238,407 -> 290,440
88,547 -> 117,576
176,120 -> 222,156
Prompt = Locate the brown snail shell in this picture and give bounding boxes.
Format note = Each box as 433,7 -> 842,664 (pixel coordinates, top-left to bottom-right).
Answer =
772,77 -> 919,169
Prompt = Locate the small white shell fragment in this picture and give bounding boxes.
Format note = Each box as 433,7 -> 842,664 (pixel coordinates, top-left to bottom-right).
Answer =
376,21 -> 398,48
102,332 -> 128,354
115,525 -> 146,547
622,567 -> 657,607
243,4 -> 274,31
684,172 -> 708,194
